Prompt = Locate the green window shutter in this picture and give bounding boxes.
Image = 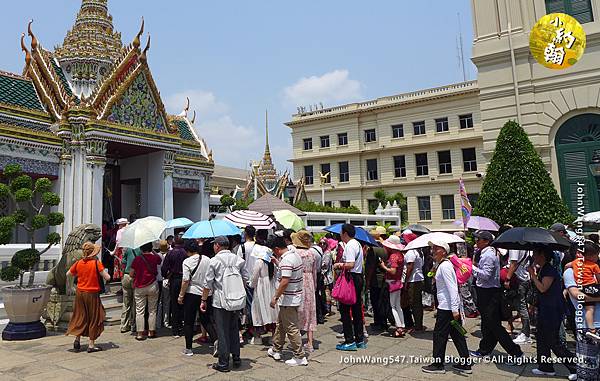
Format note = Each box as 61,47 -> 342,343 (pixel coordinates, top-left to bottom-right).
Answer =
545,0 -> 593,23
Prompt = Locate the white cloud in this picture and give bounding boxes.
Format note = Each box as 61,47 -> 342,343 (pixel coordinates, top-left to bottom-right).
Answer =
164,89 -> 228,118
166,89 -> 262,168
283,69 -> 362,108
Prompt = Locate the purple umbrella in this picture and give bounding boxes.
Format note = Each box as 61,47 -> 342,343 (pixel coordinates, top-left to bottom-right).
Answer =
453,216 -> 500,231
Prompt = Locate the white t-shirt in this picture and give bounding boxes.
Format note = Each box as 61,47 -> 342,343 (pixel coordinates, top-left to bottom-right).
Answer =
237,241 -> 256,283
508,250 -> 530,281
342,238 -> 363,273
182,254 -> 210,295
435,260 -> 460,313
278,250 -> 304,307
404,249 -> 424,282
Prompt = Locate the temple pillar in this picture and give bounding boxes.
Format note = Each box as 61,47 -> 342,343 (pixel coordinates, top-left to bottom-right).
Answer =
163,152 -> 175,235
84,140 -> 107,227
58,141 -> 73,241
200,173 -> 210,220
147,151 -> 175,226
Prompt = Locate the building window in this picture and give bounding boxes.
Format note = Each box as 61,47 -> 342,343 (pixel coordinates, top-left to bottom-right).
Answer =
303,138 -> 312,150
413,121 -> 426,135
368,199 -> 380,213
320,135 -> 330,148
320,163 -> 331,183
324,201 -> 333,207
441,195 -> 456,220
366,159 -> 378,181
393,155 -> 406,178
392,124 -> 404,138
415,153 -> 429,176
545,0 -> 593,24
468,193 -> 479,209
417,196 -> 431,220
437,150 -> 452,174
338,161 -> 349,183
459,114 -> 474,129
364,129 -> 377,143
462,148 -> 478,172
340,200 -> 351,208
435,117 -> 449,132
304,165 -> 314,185
338,133 -> 348,146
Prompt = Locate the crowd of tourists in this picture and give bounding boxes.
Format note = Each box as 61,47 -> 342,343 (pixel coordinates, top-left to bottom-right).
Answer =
65,219 -> 600,379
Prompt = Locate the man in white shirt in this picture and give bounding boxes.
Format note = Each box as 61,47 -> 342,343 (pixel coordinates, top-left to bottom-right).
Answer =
422,240 -> 471,375
403,246 -> 425,331
504,249 -> 532,344
237,226 -> 257,331
267,236 -> 308,366
334,224 -> 366,351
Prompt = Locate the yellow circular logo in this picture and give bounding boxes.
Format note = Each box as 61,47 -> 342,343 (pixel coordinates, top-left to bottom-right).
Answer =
529,13 -> 586,70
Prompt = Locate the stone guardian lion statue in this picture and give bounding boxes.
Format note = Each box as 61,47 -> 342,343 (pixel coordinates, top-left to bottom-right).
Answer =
46,224 -> 102,295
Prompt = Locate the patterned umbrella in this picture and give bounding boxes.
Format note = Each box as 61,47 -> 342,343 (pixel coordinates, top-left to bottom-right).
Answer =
223,210 -> 276,229
452,216 -> 500,231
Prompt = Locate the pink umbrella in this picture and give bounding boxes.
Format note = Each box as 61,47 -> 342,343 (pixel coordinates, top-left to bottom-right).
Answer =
453,216 -> 500,231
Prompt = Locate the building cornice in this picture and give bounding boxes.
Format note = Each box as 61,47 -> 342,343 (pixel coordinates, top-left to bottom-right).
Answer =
286,81 -> 479,127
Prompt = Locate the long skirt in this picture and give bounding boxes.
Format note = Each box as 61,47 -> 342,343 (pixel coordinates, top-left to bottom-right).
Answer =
66,290 -> 106,341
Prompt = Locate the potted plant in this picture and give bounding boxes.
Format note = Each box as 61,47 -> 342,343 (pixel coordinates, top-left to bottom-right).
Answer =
0,164 -> 63,340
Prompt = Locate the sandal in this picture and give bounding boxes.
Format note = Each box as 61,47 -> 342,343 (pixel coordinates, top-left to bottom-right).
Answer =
393,329 -> 405,338
87,347 -> 102,353
135,336 -> 146,341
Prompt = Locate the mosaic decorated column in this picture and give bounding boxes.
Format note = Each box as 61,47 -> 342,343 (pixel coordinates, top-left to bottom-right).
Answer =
58,140 -> 74,241
84,140 -> 107,228
163,151 -> 175,234
68,118 -> 87,229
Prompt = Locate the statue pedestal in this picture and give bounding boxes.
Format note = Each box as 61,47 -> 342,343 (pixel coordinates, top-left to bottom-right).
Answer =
43,290 -> 74,331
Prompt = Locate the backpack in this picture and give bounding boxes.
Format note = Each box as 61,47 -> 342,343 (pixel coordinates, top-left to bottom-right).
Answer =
215,254 -> 246,311
448,255 -> 473,286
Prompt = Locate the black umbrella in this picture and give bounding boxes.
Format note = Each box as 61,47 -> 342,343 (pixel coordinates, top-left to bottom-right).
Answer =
491,227 -> 571,251
406,224 -> 431,235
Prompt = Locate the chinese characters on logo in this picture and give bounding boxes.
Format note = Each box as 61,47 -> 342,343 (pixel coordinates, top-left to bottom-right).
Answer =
530,13 -> 586,70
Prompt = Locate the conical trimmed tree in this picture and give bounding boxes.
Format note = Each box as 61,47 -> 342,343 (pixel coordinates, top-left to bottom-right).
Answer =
473,120 -> 574,227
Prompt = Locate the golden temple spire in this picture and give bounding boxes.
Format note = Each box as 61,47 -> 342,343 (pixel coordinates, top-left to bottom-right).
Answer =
27,20 -> 38,51
258,109 -> 277,185
140,34 -> 151,62
133,17 -> 145,50
55,0 -> 123,64
21,33 -> 31,67
265,109 -> 270,153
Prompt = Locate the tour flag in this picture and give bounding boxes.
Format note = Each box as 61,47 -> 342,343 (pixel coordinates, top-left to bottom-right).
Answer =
459,178 -> 472,231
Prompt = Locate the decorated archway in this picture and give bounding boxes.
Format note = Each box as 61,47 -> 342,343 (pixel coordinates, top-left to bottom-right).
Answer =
555,113 -> 600,216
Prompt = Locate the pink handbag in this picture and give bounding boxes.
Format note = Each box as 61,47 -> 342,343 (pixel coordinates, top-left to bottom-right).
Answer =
388,279 -> 403,293
332,270 -> 356,305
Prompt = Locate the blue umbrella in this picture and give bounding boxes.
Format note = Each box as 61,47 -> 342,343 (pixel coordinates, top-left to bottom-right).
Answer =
182,220 -> 241,239
323,223 -> 380,246
165,217 -> 194,229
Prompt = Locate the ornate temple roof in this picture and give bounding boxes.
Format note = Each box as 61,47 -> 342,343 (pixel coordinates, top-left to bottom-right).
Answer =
54,0 -> 123,64
0,71 -> 44,112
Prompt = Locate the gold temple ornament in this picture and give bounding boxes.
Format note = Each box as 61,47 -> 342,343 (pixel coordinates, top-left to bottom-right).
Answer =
529,13 -> 586,70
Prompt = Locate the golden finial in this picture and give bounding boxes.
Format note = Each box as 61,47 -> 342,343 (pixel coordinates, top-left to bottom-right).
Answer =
208,150 -> 213,161
28,20 -> 38,51
191,110 -> 196,124
133,17 -> 144,49
140,34 -> 151,62
21,33 -> 31,67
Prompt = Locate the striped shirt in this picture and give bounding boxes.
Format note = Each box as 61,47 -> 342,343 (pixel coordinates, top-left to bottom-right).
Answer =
278,250 -> 304,307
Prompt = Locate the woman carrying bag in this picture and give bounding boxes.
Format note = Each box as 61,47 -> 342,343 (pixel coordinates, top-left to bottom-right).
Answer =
66,242 -> 111,353
379,236 -> 406,337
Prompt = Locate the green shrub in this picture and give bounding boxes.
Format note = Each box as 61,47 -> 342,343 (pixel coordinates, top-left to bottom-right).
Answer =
13,209 -> 28,224
46,232 -> 61,245
0,216 -> 16,232
2,164 -> 22,179
34,178 -> 53,193
474,120 -> 574,227
11,249 -> 40,272
14,188 -> 33,202
10,174 -> 32,192
0,230 -> 12,245
48,212 -> 64,226
0,266 -> 20,282
42,192 -> 61,206
31,215 -> 48,230
0,183 -> 9,198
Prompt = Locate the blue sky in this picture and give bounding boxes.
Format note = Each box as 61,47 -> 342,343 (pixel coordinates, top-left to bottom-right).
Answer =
0,0 -> 476,172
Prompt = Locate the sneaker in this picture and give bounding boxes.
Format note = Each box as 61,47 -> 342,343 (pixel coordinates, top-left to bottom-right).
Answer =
585,331 -> 600,341
356,341 -> 367,349
532,368 -> 556,376
285,357 -> 308,366
336,342 -> 357,351
421,364 -> 445,374
568,373 -> 577,381
513,333 -> 532,344
303,343 -> 315,353
452,364 -> 472,374
182,348 -> 194,357
469,350 -> 488,358
213,340 -> 219,358
267,348 -> 282,361
363,330 -> 369,338
336,332 -> 345,339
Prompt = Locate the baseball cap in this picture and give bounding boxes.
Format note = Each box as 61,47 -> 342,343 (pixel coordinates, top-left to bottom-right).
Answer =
549,223 -> 567,233
473,230 -> 494,241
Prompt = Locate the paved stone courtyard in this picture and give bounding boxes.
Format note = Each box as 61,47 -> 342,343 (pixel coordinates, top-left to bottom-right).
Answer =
0,310 -> 575,381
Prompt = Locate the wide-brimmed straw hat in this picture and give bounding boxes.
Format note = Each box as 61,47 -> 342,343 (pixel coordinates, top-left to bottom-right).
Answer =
115,217 -> 129,226
291,230 -> 312,249
82,242 -> 101,258
369,226 -> 387,238
382,235 -> 405,251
